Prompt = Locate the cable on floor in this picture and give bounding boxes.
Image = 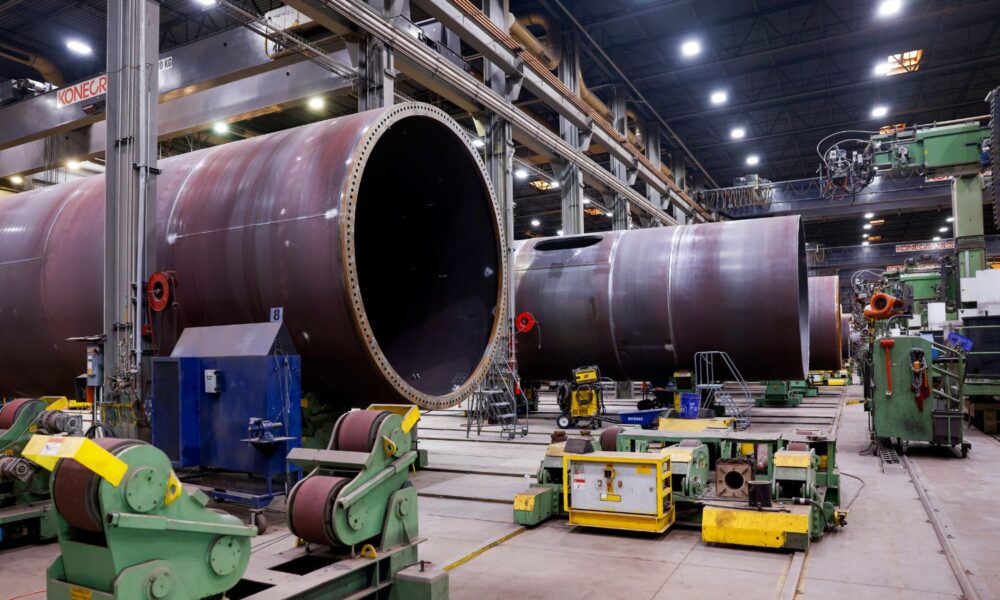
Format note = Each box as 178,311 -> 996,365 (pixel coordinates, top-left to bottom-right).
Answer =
7,590 -> 45,599
840,471 -> 866,509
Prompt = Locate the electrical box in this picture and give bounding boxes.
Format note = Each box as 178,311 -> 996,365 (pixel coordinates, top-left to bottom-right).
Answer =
85,345 -> 103,387
204,369 -> 221,394
563,449 -> 675,533
927,303 -> 948,329
152,322 -> 301,475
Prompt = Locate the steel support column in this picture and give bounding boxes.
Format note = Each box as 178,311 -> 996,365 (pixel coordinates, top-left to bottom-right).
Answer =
608,86 -> 632,399
608,85 -> 631,232
644,124 -> 663,214
953,174 -> 987,280
557,33 -> 585,235
671,150 -> 688,223
356,1 -> 400,109
104,0 -> 158,432
484,0 -> 515,352
357,35 -> 394,109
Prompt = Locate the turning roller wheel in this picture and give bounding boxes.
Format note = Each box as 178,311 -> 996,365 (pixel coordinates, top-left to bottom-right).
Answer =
52,438 -> 146,532
287,475 -> 350,546
0,398 -> 41,429
289,410 -> 393,546
600,426 -> 623,452
330,409 -> 391,452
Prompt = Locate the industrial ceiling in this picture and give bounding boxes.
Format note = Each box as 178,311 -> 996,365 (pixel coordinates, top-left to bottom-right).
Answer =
1,0 -> 998,245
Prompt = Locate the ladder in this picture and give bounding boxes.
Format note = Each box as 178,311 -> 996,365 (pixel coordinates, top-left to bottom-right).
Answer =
466,351 -> 528,440
693,351 -> 753,430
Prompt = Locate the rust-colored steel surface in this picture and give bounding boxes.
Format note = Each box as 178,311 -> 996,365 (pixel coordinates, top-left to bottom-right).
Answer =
808,276 -> 843,371
513,216 -> 809,381
0,103 -> 505,409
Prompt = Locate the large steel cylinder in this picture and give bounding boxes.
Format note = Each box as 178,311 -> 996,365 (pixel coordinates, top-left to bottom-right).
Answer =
808,276 -> 843,371
0,103 -> 505,408
513,216 -> 809,381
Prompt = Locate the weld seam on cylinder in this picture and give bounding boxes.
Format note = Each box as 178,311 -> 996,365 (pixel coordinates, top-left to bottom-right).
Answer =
606,231 -> 628,378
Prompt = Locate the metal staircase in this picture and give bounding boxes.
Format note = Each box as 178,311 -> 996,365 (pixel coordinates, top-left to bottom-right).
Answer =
694,351 -> 753,430
466,351 -> 527,440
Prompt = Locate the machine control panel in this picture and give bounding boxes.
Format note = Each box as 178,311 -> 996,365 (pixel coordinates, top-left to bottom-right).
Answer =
204,369 -> 221,394
86,345 -> 103,387
569,459 -> 659,514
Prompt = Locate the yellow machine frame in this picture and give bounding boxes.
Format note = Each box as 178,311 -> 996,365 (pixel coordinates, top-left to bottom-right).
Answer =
702,504 -> 812,549
562,449 -> 675,533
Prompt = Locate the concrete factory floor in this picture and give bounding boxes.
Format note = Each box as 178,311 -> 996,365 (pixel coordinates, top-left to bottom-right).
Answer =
1,386 -> 998,599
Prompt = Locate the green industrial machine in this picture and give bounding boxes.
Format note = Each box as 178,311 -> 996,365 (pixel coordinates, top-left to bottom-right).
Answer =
514,425 -> 846,550
23,434 -> 255,599
844,99 -> 1000,439
756,381 -> 802,407
28,404 -> 445,599
232,404 -> 447,599
870,120 -> 989,281
0,398 -> 83,544
755,379 -> 819,407
867,335 -> 970,456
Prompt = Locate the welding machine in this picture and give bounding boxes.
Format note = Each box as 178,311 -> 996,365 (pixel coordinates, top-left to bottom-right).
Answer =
556,366 -> 605,429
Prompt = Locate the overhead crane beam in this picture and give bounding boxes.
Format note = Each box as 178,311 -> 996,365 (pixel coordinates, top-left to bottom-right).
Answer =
288,0 -> 705,224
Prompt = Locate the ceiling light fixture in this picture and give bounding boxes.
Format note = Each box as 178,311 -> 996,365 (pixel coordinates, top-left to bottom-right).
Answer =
530,219 -> 540,227
550,181 -> 560,189
605,211 -> 614,218
871,105 -> 889,118
194,0 -> 216,6
471,138 -> 485,148
730,127 -> 746,140
745,154 -> 760,166
864,212 -> 875,219
863,223 -> 872,230
66,160 -> 81,171
946,216 -> 954,222
514,168 -> 528,179
557,229 -> 564,236
877,0 -> 902,17
9,175 -> 23,185
582,198 -> 590,204
66,40 -> 92,55
873,62 -> 891,76
710,90 -> 728,105
307,96 -> 325,110
933,236 -> 941,241
212,122 -> 229,134
680,39 -> 702,57
862,241 -> 870,246
939,226 -> 948,233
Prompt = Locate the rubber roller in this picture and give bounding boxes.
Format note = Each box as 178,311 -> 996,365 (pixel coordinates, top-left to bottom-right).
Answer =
287,475 -> 351,546
600,426 -> 623,452
0,398 -> 41,430
52,438 -> 146,532
330,409 -> 391,453
287,410 -> 392,547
